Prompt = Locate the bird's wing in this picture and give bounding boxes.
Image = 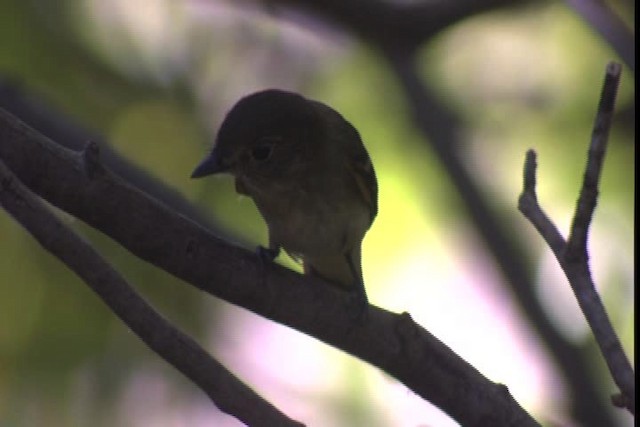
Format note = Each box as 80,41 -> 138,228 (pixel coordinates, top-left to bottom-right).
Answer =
310,100 -> 378,224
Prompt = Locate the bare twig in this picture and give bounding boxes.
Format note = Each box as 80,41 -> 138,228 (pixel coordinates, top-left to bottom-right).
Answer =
518,150 -> 567,255
518,62 -> 635,415
566,62 -> 621,257
0,157 -> 304,427
0,107 -> 540,426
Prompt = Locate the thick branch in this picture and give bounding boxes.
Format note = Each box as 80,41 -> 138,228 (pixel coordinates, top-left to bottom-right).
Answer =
0,108 -> 539,426
0,158 -> 303,427
518,62 -> 634,415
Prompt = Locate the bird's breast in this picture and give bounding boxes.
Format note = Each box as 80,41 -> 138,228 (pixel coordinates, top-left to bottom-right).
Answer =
252,189 -> 370,258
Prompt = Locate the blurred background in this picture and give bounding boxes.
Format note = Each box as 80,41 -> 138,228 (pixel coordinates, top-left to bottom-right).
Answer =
0,0 -> 634,426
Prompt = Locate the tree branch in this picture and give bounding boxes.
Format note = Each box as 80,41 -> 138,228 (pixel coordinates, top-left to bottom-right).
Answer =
0,157 -> 304,427
0,107 -> 540,426
566,62 -> 621,257
518,62 -> 635,415
519,150 -> 567,255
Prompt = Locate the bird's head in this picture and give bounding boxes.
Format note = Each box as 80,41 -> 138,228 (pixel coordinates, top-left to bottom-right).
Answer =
191,89 -> 323,193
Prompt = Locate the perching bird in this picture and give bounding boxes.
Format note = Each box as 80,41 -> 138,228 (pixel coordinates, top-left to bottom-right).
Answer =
192,89 -> 377,314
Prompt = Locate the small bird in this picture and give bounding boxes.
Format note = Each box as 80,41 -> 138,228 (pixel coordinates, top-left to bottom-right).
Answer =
192,89 -> 377,314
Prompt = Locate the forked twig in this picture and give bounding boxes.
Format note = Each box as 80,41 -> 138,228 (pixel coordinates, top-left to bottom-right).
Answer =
518,62 -> 635,415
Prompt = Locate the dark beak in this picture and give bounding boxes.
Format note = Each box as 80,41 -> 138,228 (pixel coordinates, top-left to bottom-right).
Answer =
191,151 -> 227,178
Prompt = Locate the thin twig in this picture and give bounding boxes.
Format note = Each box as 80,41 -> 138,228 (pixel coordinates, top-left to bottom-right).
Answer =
518,150 -> 567,255
518,62 -> 634,415
0,158 -> 304,427
566,62 -> 621,259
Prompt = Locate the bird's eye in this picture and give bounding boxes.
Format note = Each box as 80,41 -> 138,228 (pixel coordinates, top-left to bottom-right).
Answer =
250,138 -> 278,161
251,144 -> 272,161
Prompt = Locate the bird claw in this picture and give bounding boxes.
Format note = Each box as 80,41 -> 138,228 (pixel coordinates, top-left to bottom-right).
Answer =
255,246 -> 281,314
256,245 -> 280,263
255,245 -> 281,293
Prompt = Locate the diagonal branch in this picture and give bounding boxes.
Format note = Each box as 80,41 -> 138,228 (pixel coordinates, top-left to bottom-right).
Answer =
0,157 -> 304,427
518,62 -> 635,415
0,107 -> 540,426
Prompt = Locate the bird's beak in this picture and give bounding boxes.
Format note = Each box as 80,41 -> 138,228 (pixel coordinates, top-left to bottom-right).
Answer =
191,150 -> 227,178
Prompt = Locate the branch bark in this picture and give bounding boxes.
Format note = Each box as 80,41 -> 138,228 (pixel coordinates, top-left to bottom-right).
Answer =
0,156 -> 304,427
0,107 -> 540,426
518,62 -> 635,415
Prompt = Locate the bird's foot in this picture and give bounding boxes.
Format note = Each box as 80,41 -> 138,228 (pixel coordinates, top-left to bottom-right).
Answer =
256,245 -> 280,264
255,245 -> 281,313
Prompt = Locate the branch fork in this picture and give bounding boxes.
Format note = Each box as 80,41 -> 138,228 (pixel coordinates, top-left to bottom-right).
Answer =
518,62 -> 634,415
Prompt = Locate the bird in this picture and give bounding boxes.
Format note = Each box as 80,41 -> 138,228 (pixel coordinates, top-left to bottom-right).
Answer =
191,89 -> 377,315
